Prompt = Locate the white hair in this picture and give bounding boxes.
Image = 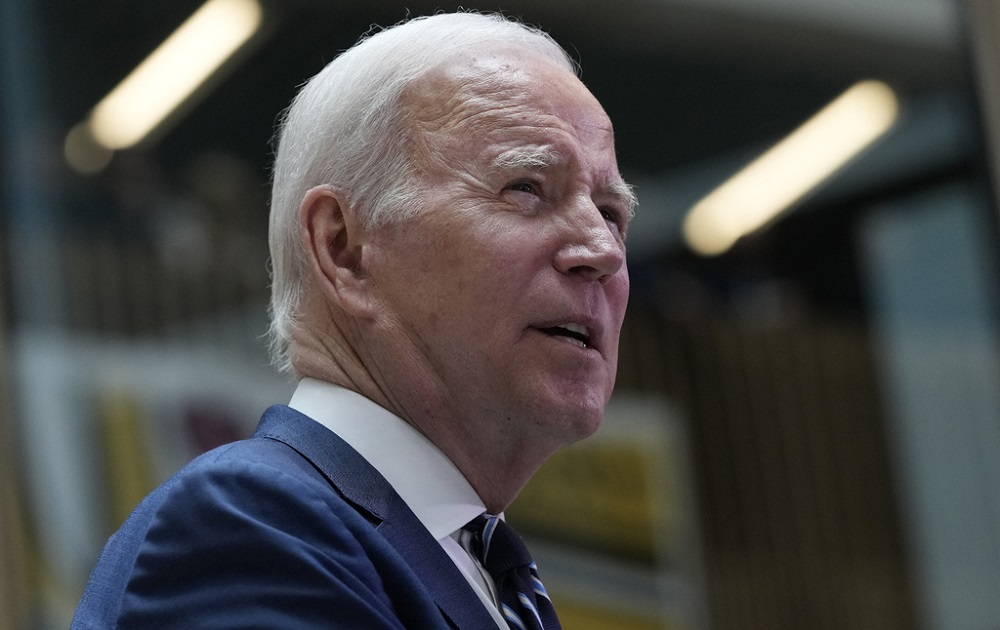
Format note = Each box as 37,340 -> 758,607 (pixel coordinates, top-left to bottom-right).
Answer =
267,12 -> 577,375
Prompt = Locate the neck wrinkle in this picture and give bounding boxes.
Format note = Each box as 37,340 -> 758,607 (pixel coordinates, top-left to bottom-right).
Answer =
289,305 -> 552,517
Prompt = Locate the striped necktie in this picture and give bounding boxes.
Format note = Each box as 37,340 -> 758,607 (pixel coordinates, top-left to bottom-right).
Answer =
466,514 -> 562,630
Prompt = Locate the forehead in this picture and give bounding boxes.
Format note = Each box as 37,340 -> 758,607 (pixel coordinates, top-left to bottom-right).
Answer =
404,51 -> 618,174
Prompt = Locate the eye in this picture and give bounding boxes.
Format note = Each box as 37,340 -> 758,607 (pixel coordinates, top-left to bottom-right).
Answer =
506,180 -> 541,196
599,206 -> 625,234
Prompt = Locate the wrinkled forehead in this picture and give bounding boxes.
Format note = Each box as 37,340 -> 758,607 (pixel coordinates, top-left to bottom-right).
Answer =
401,48 -> 613,143
397,49 -> 633,220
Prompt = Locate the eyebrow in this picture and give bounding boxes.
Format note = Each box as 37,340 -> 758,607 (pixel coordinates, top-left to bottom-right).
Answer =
491,147 -> 638,218
491,147 -> 562,171
607,180 -> 638,219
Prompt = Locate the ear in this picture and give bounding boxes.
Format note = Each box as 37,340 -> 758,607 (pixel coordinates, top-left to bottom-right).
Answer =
299,185 -> 376,318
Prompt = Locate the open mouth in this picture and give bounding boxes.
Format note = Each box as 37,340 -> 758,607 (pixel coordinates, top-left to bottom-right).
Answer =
538,323 -> 591,348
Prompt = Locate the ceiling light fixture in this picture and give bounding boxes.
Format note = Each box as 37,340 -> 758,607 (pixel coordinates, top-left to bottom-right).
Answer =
683,80 -> 900,256
65,0 -> 262,173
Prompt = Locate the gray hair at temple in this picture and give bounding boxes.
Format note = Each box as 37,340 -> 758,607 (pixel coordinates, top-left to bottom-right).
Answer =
267,12 -> 577,375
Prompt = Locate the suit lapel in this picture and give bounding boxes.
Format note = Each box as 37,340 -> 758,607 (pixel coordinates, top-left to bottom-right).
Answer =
254,406 -> 497,630
375,498 -> 499,630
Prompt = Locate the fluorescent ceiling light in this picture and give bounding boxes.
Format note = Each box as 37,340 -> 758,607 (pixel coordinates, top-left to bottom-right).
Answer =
86,0 -> 262,151
683,80 -> 900,256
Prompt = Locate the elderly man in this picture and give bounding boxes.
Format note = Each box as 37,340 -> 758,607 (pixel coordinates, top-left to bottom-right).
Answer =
72,11 -> 634,630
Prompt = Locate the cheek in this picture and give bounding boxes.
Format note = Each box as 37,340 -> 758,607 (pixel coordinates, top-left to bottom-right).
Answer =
611,269 -> 630,320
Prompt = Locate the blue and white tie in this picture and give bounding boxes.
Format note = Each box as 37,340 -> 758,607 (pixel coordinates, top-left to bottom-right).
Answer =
466,514 -> 561,630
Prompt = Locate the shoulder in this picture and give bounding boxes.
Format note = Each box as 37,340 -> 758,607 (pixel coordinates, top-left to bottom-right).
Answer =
144,436 -> 368,543
73,430 -> 434,629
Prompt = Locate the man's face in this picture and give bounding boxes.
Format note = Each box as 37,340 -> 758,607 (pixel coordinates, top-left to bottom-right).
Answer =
361,51 -> 632,458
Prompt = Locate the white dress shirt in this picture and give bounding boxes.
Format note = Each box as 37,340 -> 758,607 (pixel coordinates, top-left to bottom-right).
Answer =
288,378 -> 506,629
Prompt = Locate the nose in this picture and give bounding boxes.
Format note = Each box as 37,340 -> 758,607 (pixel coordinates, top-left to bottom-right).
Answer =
553,201 -> 626,283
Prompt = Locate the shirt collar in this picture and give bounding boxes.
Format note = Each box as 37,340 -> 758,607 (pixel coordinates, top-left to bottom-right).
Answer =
288,378 -> 486,541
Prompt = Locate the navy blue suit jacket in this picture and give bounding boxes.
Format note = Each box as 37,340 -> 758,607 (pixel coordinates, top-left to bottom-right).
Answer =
71,405 -> 498,629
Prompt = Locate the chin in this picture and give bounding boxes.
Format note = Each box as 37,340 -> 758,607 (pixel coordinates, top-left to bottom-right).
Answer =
551,396 -> 608,443
522,375 -> 614,442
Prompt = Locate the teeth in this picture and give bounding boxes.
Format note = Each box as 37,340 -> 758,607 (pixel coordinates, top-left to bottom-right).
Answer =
554,323 -> 590,348
562,323 -> 588,337
538,322 -> 592,347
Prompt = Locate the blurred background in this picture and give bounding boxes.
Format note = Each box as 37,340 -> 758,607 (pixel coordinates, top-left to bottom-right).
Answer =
2,0 -> 1000,628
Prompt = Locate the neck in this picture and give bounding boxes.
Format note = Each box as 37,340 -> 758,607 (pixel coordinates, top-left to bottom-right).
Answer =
289,310 -> 558,514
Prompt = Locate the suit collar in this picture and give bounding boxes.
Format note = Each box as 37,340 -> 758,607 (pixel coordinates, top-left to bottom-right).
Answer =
288,378 -> 487,539
254,405 -> 497,630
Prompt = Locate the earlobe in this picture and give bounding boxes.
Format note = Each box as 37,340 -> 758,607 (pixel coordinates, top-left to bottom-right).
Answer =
299,185 -> 374,317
